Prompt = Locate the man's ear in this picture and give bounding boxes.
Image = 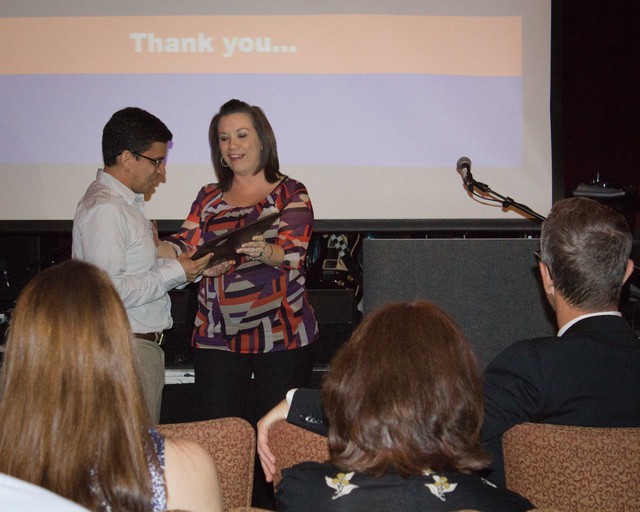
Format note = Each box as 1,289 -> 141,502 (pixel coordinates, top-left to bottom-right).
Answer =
623,259 -> 635,284
539,261 -> 554,296
119,150 -> 134,167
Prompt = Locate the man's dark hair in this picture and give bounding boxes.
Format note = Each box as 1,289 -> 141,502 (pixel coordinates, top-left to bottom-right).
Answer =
102,107 -> 173,166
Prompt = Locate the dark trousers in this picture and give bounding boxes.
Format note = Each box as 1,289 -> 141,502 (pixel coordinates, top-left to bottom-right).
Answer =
193,343 -> 317,423
193,343 -> 318,509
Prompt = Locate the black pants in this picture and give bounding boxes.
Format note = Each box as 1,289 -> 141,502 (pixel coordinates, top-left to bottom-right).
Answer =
193,342 -> 318,423
194,343 -> 318,508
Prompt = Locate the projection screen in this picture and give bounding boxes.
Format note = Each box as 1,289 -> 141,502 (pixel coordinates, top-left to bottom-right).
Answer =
0,0 -> 551,225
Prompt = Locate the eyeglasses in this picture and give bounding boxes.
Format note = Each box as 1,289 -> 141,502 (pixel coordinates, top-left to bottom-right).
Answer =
534,250 -> 553,278
132,151 -> 164,168
533,250 -> 542,265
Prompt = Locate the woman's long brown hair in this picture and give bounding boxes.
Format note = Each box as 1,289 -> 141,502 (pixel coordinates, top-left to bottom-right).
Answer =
0,260 -> 157,511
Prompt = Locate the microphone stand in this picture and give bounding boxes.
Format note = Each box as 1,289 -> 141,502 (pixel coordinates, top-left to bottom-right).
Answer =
467,179 -> 546,222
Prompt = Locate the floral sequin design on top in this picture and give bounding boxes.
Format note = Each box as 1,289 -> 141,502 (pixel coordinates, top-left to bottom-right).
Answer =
325,471 -> 359,500
423,469 -> 457,502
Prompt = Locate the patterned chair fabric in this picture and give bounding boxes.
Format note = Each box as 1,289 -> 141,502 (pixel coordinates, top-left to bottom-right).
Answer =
267,418 -> 330,487
158,417 -> 255,511
503,422 -> 640,512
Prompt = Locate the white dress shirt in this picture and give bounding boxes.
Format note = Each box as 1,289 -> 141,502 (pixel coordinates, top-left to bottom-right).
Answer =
557,311 -> 622,336
72,170 -> 185,333
0,473 -> 90,512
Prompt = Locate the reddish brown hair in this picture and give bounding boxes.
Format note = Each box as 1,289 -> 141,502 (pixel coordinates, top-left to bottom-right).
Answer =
323,300 -> 490,477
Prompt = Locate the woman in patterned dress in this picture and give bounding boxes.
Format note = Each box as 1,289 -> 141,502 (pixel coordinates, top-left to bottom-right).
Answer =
165,98 -> 318,426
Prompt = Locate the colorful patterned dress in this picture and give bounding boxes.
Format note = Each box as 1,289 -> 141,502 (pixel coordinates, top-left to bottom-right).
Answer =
167,177 -> 318,353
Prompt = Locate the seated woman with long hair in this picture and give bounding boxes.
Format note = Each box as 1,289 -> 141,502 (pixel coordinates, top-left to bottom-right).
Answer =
275,301 -> 533,511
0,260 -> 223,512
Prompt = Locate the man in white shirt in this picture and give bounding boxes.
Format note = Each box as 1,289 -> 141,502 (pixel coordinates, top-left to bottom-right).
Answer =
73,107 -> 218,423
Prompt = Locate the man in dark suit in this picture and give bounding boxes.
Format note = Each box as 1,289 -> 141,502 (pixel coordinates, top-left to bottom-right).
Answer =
481,196 -> 640,483
257,197 -> 640,486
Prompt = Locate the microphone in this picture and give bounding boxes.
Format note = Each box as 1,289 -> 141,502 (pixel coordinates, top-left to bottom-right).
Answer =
456,156 -> 474,192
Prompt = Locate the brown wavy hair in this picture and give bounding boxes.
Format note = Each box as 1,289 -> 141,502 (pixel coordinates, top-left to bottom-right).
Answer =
0,260 -> 157,511
209,98 -> 282,191
323,300 -> 491,477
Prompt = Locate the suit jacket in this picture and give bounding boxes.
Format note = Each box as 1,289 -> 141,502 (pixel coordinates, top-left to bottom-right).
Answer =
482,314 -> 640,484
288,387 -> 327,436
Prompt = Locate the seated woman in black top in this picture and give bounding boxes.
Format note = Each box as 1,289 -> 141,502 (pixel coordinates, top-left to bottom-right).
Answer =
275,301 -> 532,512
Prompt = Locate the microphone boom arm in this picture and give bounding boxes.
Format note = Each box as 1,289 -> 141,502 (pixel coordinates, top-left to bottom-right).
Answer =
469,178 -> 546,222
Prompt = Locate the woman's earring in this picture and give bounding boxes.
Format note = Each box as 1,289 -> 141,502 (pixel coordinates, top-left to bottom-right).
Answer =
220,156 -> 229,168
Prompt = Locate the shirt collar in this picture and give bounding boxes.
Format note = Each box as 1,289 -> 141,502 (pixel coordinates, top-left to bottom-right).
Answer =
557,311 -> 622,336
96,168 -> 143,206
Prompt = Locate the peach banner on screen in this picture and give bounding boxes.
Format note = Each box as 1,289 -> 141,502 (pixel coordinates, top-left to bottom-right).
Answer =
0,15 -> 521,76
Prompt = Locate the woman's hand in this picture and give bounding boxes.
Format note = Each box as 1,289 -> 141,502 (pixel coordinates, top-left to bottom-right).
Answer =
257,398 -> 291,483
202,259 -> 234,277
237,235 -> 274,262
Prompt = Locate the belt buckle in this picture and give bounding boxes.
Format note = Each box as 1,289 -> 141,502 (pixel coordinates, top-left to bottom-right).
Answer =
154,332 -> 165,346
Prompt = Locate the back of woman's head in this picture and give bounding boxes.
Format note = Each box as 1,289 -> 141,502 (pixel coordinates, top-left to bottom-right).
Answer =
0,260 -> 154,510
323,300 -> 490,477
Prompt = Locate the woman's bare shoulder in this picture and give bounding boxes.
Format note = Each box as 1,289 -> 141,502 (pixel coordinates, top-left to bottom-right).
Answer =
164,437 -> 224,512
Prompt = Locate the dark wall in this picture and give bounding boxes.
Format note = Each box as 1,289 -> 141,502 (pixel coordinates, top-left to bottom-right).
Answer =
554,1 -> 640,205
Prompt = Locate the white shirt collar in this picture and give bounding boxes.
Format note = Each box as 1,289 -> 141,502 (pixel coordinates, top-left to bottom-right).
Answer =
557,311 -> 622,336
97,168 -> 141,206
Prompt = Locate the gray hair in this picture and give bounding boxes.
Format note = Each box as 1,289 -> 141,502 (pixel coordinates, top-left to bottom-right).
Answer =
540,197 -> 632,310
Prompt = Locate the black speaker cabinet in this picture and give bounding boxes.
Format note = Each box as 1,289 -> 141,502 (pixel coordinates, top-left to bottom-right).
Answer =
363,238 -> 556,367
307,288 -> 361,366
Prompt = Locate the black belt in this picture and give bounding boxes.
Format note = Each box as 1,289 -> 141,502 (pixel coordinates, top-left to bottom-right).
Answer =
134,332 -> 165,346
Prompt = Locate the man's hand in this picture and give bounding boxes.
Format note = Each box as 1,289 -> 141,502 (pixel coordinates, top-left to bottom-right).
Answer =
177,250 -> 213,281
257,398 -> 290,483
156,240 -> 178,259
